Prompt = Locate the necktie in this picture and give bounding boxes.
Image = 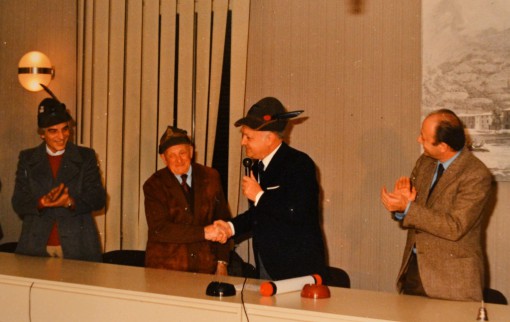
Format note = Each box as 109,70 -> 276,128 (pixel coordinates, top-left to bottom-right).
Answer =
428,163 -> 444,199
180,174 -> 190,194
257,161 -> 264,182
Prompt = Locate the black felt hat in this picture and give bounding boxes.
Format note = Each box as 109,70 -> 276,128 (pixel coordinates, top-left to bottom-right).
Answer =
158,126 -> 192,154
234,97 -> 303,131
37,85 -> 71,128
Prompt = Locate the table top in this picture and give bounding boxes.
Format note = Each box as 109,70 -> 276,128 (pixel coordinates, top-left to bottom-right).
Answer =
1,252 -> 509,321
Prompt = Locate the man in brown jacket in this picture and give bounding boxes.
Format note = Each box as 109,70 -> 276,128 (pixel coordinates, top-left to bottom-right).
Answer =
143,126 -> 231,275
381,109 -> 493,301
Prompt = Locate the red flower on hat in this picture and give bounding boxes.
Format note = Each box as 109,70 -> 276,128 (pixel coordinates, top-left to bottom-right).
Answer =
263,115 -> 271,121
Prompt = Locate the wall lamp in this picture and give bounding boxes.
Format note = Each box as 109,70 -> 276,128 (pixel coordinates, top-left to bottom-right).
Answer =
18,51 -> 54,92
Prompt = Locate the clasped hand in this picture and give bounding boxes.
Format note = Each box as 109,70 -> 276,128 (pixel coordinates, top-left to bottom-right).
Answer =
380,176 -> 417,212
204,220 -> 232,244
40,183 -> 72,208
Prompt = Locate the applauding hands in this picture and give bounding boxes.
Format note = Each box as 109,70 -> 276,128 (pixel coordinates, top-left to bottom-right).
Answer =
40,183 -> 74,209
380,176 -> 417,212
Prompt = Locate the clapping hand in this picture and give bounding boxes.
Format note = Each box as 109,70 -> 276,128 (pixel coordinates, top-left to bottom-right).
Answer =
40,183 -> 72,208
380,176 -> 416,212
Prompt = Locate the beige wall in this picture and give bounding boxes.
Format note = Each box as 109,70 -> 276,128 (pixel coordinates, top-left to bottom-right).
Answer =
0,0 -> 77,242
244,0 -> 421,292
0,0 -> 508,299
243,0 -> 510,297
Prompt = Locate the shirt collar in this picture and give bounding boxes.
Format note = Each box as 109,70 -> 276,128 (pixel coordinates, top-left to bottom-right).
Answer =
260,143 -> 282,169
174,165 -> 193,185
46,145 -> 65,156
440,150 -> 461,170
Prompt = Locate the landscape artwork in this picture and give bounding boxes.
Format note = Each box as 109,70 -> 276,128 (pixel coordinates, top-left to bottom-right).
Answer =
422,0 -> 510,180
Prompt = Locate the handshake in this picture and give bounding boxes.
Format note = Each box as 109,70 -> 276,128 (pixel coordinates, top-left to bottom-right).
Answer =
204,220 -> 233,244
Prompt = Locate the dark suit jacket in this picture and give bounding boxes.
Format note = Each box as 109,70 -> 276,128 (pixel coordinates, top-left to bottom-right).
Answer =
12,142 -> 105,262
232,142 -> 327,281
397,147 -> 493,301
143,164 -> 231,274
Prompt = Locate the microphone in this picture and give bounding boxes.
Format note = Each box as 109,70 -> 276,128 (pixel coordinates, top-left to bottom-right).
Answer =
243,158 -> 253,176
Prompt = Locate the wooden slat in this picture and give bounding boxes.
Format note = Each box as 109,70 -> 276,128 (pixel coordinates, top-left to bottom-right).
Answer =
176,0 -> 195,133
104,0 -> 126,251
157,0 -> 178,170
76,0 -> 86,144
122,0 -> 143,249
90,0 -> 110,250
80,0 -> 94,146
205,0 -> 229,167
229,0 -> 251,216
138,0 -> 161,249
193,0 -> 212,165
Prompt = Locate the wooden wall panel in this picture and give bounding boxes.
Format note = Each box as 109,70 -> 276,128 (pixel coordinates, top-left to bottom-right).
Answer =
244,0 -> 509,299
105,0 -> 127,251
76,0 -> 238,252
138,0 -> 161,249
228,0 -> 251,215
205,0 -> 229,166
122,0 -> 144,249
157,0 -> 177,170
486,184 -> 510,300
194,0 -> 213,164
176,0 -> 195,133
78,0 -> 93,146
244,0 -> 422,293
89,1 -> 110,247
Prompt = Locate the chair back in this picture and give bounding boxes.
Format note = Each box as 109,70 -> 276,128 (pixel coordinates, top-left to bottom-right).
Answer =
0,242 -> 18,253
326,266 -> 351,288
103,250 -> 146,267
484,288 -> 508,305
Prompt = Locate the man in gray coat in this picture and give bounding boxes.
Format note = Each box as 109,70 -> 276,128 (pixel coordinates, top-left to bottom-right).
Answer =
381,109 -> 493,301
12,92 -> 105,262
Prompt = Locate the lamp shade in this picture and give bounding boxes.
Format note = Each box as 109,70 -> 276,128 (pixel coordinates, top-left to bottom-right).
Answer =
18,51 -> 54,92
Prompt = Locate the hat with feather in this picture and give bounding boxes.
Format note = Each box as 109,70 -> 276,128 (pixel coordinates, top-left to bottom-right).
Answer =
234,97 -> 303,132
37,84 -> 71,128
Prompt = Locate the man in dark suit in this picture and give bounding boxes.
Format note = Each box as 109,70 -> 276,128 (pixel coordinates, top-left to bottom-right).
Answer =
12,92 -> 105,261
381,109 -> 493,301
210,97 -> 327,281
143,126 -> 231,275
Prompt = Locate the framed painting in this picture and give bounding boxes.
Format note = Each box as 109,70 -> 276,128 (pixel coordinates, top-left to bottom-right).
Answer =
422,0 -> 510,180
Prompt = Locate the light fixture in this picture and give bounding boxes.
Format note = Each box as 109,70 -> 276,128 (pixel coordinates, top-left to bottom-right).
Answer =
18,51 -> 55,92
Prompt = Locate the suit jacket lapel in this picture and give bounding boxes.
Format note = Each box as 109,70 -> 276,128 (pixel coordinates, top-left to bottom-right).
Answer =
162,167 -> 191,207
57,143 -> 83,185
260,142 -> 289,188
29,143 -> 54,192
426,148 -> 468,204
191,164 -> 205,213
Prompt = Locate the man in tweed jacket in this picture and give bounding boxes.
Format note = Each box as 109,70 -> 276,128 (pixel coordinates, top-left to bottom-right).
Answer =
381,109 -> 493,301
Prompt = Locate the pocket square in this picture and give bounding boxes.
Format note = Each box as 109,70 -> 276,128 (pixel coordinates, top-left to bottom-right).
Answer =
266,185 -> 280,190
